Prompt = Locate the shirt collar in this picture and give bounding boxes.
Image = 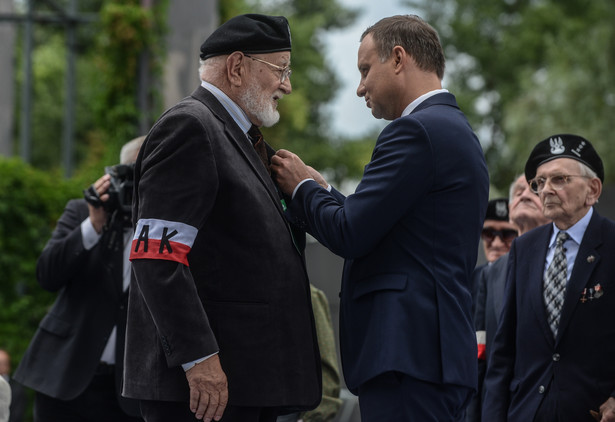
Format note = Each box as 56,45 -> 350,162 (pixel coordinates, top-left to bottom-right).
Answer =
201,80 -> 252,134
401,88 -> 449,117
549,207 -> 593,247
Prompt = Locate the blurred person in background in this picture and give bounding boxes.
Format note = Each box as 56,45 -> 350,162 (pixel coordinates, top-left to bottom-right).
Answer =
480,198 -> 518,264
0,349 -> 26,422
13,137 -> 145,422
467,175 -> 550,422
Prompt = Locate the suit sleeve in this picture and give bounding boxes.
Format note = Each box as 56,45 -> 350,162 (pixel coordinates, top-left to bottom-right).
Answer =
36,200 -> 91,292
130,111 -> 220,367
290,117 -> 433,259
482,241 -> 518,421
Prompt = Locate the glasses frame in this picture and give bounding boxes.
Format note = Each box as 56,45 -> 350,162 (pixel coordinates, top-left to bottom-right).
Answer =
481,228 -> 518,243
529,174 -> 591,194
244,54 -> 292,84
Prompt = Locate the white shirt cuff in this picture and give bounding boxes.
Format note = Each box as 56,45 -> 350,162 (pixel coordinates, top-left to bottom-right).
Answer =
292,179 -> 331,199
81,218 -> 102,250
182,352 -> 218,372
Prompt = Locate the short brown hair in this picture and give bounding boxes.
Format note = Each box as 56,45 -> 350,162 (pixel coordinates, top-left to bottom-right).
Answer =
361,15 -> 445,79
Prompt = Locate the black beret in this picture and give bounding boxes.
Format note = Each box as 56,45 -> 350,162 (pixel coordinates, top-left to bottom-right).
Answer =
524,134 -> 604,182
485,198 -> 509,221
200,14 -> 291,60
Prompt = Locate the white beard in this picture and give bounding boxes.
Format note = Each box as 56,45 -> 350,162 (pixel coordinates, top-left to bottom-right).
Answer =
240,84 -> 281,128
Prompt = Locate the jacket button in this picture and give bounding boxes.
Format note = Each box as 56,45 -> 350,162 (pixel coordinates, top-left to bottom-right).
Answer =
553,353 -> 560,361
538,385 -> 545,394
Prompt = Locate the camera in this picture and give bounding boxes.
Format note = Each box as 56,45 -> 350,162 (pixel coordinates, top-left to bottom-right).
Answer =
84,163 -> 135,219
103,163 -> 135,215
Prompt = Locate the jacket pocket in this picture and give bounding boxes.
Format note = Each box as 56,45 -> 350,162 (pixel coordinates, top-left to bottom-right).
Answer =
39,313 -> 71,338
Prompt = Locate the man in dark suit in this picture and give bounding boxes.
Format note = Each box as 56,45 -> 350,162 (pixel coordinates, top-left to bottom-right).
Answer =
466,197 -> 517,422
479,198 -> 518,265
468,174 -> 550,422
469,198 -> 517,318
272,15 -> 489,422
124,14 -> 321,422
13,137 -> 145,422
483,134 -> 615,422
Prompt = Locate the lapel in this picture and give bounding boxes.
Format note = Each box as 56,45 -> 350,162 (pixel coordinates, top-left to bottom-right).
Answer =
556,212 -> 602,344
191,87 -> 285,216
492,256 -> 508,322
526,226 -> 556,344
190,87 -> 302,255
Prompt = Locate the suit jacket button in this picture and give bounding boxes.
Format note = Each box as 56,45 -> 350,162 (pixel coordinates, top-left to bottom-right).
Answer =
552,353 -> 560,362
538,385 -> 545,394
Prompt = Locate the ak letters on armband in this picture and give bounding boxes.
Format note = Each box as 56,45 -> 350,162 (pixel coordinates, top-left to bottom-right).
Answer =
129,218 -> 198,266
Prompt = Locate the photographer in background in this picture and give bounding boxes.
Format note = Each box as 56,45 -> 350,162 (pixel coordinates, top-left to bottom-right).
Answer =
13,136 -> 145,422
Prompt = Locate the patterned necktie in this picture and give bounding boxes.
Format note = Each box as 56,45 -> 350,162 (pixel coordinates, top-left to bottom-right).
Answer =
543,231 -> 569,338
247,125 -> 270,174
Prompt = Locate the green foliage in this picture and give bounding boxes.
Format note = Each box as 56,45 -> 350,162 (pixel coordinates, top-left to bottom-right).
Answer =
410,0 -> 615,190
219,0 -> 251,21
0,158 -> 81,361
93,0 -> 168,167
12,0 -> 167,177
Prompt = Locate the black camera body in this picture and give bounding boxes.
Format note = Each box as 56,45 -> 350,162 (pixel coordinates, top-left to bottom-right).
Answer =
103,163 -> 135,215
83,163 -> 135,220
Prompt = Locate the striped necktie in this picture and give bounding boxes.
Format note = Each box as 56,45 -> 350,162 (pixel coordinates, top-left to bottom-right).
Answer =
543,231 -> 569,338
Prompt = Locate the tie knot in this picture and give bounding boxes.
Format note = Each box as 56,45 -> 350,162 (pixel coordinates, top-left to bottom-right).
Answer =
556,231 -> 569,245
247,125 -> 263,145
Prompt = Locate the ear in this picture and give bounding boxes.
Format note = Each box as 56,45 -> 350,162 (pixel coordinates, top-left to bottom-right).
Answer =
585,177 -> 602,206
392,45 -> 406,74
226,52 -> 245,87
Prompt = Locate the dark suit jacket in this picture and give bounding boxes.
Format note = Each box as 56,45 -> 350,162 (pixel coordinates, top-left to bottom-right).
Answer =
476,254 -> 509,362
467,254 -> 509,422
483,210 -> 615,421
287,93 -> 489,393
123,86 -> 321,410
14,199 -> 139,416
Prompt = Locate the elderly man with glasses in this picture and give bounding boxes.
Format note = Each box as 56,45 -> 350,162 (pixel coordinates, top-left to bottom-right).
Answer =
123,14 -> 321,422
482,134 -> 615,422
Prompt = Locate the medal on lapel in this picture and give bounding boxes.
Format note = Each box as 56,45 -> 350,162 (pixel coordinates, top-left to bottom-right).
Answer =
580,288 -> 588,303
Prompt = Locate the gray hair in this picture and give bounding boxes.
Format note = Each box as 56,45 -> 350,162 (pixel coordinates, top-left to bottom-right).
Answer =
577,161 -> 598,179
120,136 -> 146,164
199,56 -> 227,84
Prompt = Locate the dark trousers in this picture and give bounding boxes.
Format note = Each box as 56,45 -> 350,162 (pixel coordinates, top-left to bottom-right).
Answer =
34,373 -> 143,422
357,371 -> 472,422
140,400 -> 279,422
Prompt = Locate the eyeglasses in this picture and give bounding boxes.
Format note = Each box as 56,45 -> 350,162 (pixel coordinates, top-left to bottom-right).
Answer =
481,228 -> 518,243
529,174 -> 591,193
244,54 -> 292,84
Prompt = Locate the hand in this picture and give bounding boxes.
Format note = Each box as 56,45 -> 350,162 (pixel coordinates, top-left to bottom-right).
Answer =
186,354 -> 228,421
270,149 -> 314,196
87,174 -> 111,233
306,166 -> 328,189
599,397 -> 615,422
